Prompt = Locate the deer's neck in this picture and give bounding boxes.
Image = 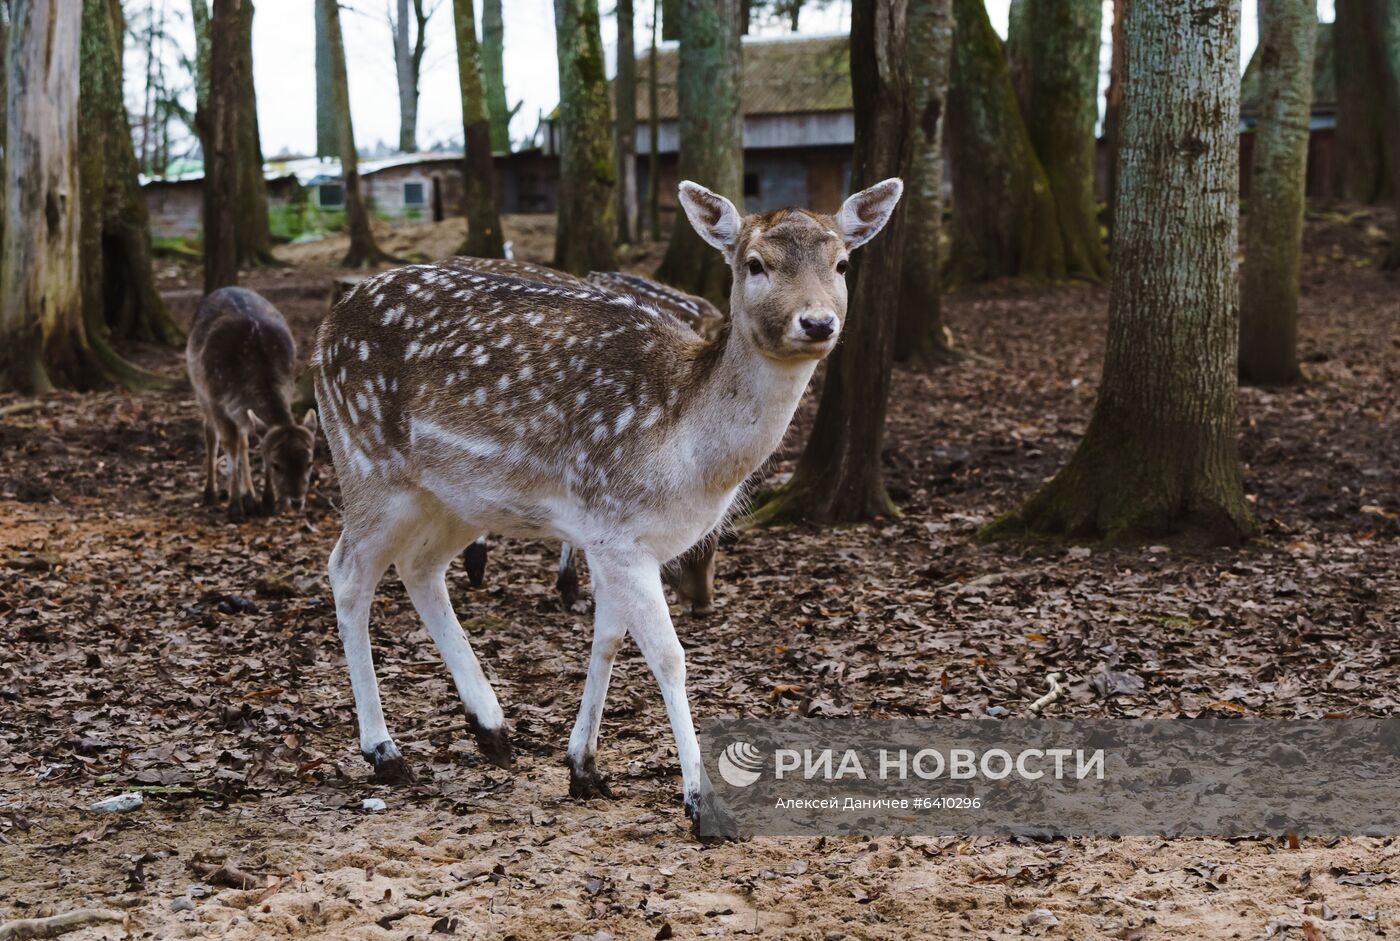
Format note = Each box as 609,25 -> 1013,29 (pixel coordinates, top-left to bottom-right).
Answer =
679,318 -> 817,496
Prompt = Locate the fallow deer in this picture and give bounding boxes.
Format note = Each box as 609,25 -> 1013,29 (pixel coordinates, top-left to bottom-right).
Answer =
187,287 -> 318,522
312,179 -> 902,838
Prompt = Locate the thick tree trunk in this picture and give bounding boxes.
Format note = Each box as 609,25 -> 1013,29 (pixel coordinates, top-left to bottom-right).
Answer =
1025,0 -> 1108,281
893,0 -> 956,366
1005,0 -> 1030,119
453,0 -> 505,258
314,0 -> 336,158
1334,0 -> 1391,203
482,0 -> 511,153
203,0 -> 240,292
749,0 -> 914,525
655,0 -> 742,305
984,0 -> 1255,546
552,0 -> 617,274
1239,0 -> 1315,385
319,0 -> 390,267
0,0 -> 89,392
648,3 -> 662,240
662,0 -> 681,40
615,0 -> 639,244
1104,0 -> 1124,241
235,0 -> 275,266
1368,0 -> 1400,270
946,0 -> 1064,283
79,0 -> 182,359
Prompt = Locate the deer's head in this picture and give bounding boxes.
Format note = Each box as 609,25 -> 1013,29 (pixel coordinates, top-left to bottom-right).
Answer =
677,178 -> 903,362
249,409 -> 318,512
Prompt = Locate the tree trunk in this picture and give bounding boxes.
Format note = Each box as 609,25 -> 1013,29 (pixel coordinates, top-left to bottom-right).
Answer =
190,0 -> 210,148
319,0 -> 390,267
482,0 -> 511,153
749,0 -> 915,525
1005,0 -> 1030,119
616,0 -> 639,244
655,0 -> 742,305
1239,0 -> 1315,385
203,0 -> 240,292
1367,0 -> 1400,270
314,0 -> 336,158
552,0 -> 617,274
1025,0 -> 1108,281
893,0 -> 956,366
983,0 -> 1255,546
945,0 -> 1064,283
1334,0 -> 1391,203
662,0 -> 681,40
453,0 -> 505,258
79,0 -> 182,358
648,2 -> 662,240
235,0 -> 276,266
0,0 -> 89,392
392,0 -> 427,153
1104,0 -> 1124,241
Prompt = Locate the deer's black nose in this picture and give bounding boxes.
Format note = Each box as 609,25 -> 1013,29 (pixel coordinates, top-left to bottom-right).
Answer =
799,313 -> 836,340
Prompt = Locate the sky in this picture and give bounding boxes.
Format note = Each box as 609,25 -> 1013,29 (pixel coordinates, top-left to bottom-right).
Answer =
132,1 -> 1335,164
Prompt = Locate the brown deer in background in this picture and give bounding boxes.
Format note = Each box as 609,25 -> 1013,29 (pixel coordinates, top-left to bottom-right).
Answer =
312,179 -> 902,838
187,288 -> 318,522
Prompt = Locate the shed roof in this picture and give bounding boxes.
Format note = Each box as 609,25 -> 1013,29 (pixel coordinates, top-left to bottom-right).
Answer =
629,33 -> 851,122
1240,21 -> 1334,116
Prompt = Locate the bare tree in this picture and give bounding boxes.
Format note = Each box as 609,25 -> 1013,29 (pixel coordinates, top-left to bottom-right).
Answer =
616,0 -> 639,243
648,0 -> 662,240
1366,0 -> 1400,270
315,0 -> 336,157
481,0 -> 514,152
553,0 -> 617,274
203,0 -> 241,292
389,0 -> 435,153
984,0 -> 1255,546
235,0 -> 277,265
453,0 -> 505,257
1239,0 -> 1316,385
1334,0 -> 1391,203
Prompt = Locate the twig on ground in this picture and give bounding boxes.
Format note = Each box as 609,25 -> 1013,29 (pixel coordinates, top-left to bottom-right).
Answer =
190,860 -> 262,890
1027,673 -> 1064,714
0,909 -> 126,941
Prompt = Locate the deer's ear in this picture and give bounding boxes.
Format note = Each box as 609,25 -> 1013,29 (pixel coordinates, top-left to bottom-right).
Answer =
677,181 -> 742,257
835,178 -> 904,250
246,409 -> 267,434
302,408 -> 318,434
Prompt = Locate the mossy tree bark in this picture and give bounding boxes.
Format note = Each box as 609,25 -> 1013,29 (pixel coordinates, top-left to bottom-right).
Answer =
202,0 -> 240,292
982,0 -> 1256,547
79,0 -> 182,360
615,0 -> 639,244
1239,0 -> 1315,385
893,0 -> 957,366
552,0 -> 617,274
319,0 -> 392,267
946,0 -> 1065,283
1334,0 -> 1392,203
1025,0 -> 1109,281
234,0 -> 276,266
453,0 -> 505,258
482,0 -> 513,153
655,0 -> 742,305
1004,0 -> 1030,119
1367,0 -> 1400,270
1,0 -> 97,392
314,0 -> 336,157
749,0 -> 914,525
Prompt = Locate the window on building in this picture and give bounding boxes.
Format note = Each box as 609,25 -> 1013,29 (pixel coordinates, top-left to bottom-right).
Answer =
318,183 -> 345,209
744,173 -> 761,198
403,181 -> 426,207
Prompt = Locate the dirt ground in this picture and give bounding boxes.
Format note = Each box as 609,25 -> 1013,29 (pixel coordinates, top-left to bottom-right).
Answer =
1,208 -> 1398,939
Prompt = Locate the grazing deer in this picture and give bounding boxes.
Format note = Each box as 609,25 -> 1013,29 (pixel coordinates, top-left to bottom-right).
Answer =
312,179 -> 902,837
448,258 -> 723,611
187,287 -> 318,522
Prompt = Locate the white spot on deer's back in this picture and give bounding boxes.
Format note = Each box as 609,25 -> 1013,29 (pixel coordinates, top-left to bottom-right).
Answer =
614,406 -> 634,434
358,341 -> 370,361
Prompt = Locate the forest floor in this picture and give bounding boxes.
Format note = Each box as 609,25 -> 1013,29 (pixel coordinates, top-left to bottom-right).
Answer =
1,208 -> 1397,940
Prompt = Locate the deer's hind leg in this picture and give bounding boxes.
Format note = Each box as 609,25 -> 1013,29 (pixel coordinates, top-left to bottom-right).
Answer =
396,508 -> 511,768
201,419 -> 219,506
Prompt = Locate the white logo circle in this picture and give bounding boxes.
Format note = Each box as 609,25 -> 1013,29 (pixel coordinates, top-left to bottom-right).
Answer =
717,740 -> 764,787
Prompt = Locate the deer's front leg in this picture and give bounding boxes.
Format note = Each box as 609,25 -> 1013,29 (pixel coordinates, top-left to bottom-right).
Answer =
566,574 -> 626,799
201,420 -> 219,506
585,550 -> 737,841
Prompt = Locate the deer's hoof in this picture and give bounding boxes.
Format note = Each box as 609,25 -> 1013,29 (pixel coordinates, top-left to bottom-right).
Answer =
686,788 -> 742,844
226,500 -> 246,523
202,487 -> 219,507
463,541 -> 488,588
470,722 -> 514,769
242,492 -> 262,517
362,741 -> 413,784
556,567 -> 581,608
567,757 -> 614,800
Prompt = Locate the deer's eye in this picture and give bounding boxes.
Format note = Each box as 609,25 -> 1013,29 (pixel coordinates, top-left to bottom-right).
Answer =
747,258 -> 764,277
835,259 -> 849,275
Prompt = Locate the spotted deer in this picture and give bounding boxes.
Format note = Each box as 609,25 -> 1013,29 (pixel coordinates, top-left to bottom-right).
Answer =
187,287 -> 318,522
312,179 -> 902,838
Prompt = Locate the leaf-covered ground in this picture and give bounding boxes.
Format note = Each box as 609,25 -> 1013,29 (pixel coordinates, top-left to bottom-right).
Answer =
1,210 -> 1397,939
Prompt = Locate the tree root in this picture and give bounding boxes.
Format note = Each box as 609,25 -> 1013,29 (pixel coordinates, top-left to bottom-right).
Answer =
0,909 -> 126,941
